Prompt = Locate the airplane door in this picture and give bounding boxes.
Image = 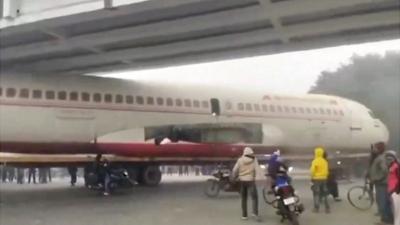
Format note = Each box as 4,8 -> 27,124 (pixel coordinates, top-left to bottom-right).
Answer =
350,110 -> 362,131
349,110 -> 364,147
210,98 -> 220,116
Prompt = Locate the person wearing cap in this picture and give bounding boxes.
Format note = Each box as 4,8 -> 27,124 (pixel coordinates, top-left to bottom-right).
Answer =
386,150 -> 400,225
310,147 -> 330,213
369,142 -> 393,225
232,147 -> 261,221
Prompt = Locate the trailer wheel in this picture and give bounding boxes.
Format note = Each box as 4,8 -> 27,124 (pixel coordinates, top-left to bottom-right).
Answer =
138,166 -> 162,186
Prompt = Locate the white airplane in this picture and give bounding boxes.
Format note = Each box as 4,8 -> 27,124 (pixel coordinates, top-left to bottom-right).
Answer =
0,73 -> 389,185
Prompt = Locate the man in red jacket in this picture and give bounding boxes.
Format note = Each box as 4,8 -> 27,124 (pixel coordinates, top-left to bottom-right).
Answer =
387,150 -> 400,225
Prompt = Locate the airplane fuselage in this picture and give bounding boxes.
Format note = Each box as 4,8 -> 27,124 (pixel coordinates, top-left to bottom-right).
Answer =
0,73 -> 389,159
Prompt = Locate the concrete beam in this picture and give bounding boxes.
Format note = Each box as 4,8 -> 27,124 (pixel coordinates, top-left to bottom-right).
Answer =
14,10 -> 399,72
0,5 -> 266,61
259,0 -> 289,43
0,0 -> 207,35
1,0 -> 387,60
59,27 -> 400,75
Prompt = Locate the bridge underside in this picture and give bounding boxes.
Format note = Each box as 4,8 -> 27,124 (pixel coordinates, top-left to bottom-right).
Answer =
0,0 -> 399,75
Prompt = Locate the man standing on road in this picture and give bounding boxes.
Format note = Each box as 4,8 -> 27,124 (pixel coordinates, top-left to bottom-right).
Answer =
28,167 -> 37,184
67,166 -> 78,186
369,142 -> 393,225
17,168 -> 25,184
310,147 -> 330,213
231,147 -> 261,222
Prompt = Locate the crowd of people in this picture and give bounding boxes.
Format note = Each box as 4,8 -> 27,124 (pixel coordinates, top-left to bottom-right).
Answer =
0,167 -> 52,184
1,143 -> 399,224
231,143 -> 400,225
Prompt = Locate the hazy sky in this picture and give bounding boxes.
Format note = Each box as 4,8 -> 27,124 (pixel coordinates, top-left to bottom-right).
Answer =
100,39 -> 400,95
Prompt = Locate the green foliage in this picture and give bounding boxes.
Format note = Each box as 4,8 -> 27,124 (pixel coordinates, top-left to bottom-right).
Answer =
309,51 -> 400,149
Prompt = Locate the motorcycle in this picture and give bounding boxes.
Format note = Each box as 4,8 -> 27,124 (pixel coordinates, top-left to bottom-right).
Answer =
204,168 -> 240,197
264,167 -> 304,225
85,167 -> 135,194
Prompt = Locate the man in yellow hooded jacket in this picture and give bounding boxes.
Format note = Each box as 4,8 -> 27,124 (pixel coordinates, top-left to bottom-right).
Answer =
310,147 -> 330,213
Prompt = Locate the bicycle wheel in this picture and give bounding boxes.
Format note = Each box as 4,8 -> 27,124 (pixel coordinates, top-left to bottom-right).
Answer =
347,185 -> 374,211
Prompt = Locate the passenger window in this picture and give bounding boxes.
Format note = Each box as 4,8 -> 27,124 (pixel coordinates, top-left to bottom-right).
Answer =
0,87 -> 2,96
105,94 -> 113,103
298,107 -> 304,113
291,107 -> 297,113
306,108 -> 312,114
69,92 -> 78,101
269,105 -> 275,112
313,108 -> 319,114
46,90 -> 55,100
201,100 -> 209,108
166,98 -> 173,106
184,99 -> 191,107
319,108 -> 325,114
136,96 -> 144,105
147,97 -> 154,105
238,103 -> 244,111
19,88 -> 29,98
326,108 -> 332,115
116,94 -> 123,104
81,92 -> 90,102
176,99 -> 183,107
262,104 -> 268,112
339,110 -> 344,116
193,100 -> 200,108
126,95 -> 134,104
254,104 -> 260,112
333,110 -> 338,115
93,93 -> 102,103
284,106 -> 290,113
156,97 -> 164,106
33,90 -> 42,99
277,105 -> 283,112
58,91 -> 67,100
245,103 -> 252,111
226,101 -> 232,110
6,88 -> 16,97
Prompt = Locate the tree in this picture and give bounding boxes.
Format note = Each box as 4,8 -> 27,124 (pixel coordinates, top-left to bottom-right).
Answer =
309,51 -> 400,150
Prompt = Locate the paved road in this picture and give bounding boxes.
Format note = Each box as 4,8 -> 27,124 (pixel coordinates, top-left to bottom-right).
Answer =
0,176 -> 376,225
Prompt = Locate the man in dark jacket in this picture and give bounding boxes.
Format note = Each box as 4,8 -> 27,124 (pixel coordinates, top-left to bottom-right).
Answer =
369,142 -> 393,225
28,168 -> 37,184
67,167 -> 78,186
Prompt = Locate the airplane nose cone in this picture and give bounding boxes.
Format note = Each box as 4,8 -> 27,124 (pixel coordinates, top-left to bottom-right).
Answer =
380,121 -> 390,144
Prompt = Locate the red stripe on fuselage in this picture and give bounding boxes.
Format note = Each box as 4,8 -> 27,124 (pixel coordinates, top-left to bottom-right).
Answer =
0,141 -> 279,157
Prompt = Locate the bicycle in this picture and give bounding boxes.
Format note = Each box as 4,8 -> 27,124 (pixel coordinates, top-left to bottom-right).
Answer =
347,179 -> 374,211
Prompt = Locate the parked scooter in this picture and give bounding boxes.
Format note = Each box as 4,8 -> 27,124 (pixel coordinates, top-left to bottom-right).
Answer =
264,167 -> 304,225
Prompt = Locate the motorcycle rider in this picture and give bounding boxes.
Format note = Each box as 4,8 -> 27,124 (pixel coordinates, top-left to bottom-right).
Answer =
91,154 -> 112,196
100,158 -> 112,196
231,147 -> 261,222
267,149 -> 289,190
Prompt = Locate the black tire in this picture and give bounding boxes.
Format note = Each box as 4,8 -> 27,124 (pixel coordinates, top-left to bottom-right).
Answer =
138,166 -> 162,186
204,179 -> 220,198
289,211 -> 300,225
347,185 -> 374,211
262,187 -> 275,205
